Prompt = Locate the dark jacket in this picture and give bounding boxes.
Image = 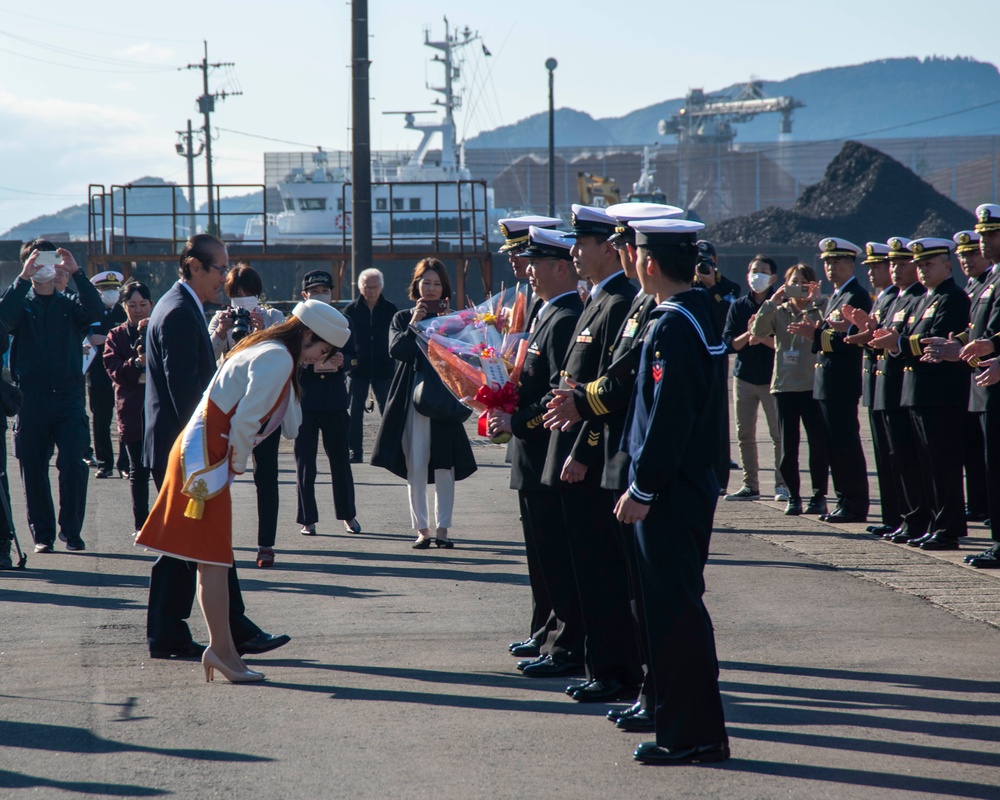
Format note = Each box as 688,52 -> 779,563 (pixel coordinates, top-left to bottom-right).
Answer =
811,276 -> 873,402
861,286 -> 900,408
299,330 -> 357,412
872,283 -> 926,412
0,273 -> 103,392
723,289 -> 775,386
142,282 -> 217,473
898,277 -> 971,409
956,267 -> 1000,412
370,308 -> 477,483
343,294 -> 398,380
695,272 -> 742,339
103,320 -> 146,443
87,304 -> 127,389
510,291 -> 583,492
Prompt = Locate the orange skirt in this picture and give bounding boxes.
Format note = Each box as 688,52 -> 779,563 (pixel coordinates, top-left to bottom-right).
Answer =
135,400 -> 235,567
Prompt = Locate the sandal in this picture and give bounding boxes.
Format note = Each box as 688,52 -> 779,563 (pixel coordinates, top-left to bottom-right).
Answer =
256,547 -> 275,568
411,535 -> 433,549
433,527 -> 454,548
344,518 -> 361,534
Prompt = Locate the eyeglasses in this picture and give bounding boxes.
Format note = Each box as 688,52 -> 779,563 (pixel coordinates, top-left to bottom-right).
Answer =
207,263 -> 230,278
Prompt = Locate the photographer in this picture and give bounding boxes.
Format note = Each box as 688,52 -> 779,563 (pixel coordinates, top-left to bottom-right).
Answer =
103,282 -> 153,535
207,264 -> 286,568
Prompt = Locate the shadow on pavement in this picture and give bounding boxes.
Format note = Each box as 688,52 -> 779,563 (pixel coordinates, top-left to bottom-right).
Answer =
0,769 -> 166,796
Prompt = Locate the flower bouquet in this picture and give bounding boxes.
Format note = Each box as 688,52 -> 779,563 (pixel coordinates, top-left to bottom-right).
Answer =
413,287 -> 531,444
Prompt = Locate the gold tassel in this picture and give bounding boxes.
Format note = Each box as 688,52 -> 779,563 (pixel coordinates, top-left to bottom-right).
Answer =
184,498 -> 205,520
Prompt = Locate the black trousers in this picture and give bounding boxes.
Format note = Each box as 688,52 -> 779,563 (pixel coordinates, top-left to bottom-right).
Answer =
964,411 -> 989,516
518,489 -> 559,648
910,407 -> 967,540
88,380 -> 116,471
0,424 -> 12,550
525,487 -> 584,662
252,428 -> 281,548
561,476 -> 641,685
884,408 -> 930,537
117,437 -> 130,475
295,408 -> 357,524
980,411 -> 1000,545
870,408 -> 902,528
818,398 -> 869,516
124,440 -> 150,531
145,467 -> 261,651
775,391 -> 829,502
616,517 -> 654,711
635,468 -> 727,749
13,387 -> 89,546
348,373 -> 392,458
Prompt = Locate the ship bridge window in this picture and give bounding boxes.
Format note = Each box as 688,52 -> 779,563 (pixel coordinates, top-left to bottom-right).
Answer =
284,198 -> 295,211
376,198 -> 387,211
336,198 -> 344,211
300,198 -> 327,211
409,198 -> 421,211
392,198 -> 404,211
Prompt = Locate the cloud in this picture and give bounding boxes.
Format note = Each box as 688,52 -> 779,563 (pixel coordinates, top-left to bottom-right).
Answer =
118,43 -> 176,64
0,91 -> 146,134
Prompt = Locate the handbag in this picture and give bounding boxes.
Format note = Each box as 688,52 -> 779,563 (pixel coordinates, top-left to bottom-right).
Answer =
412,362 -> 471,424
0,377 -> 22,418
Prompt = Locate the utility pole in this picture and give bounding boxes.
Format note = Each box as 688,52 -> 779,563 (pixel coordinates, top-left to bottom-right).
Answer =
185,41 -> 241,236
175,119 -> 204,237
351,0 -> 372,296
545,58 -> 557,217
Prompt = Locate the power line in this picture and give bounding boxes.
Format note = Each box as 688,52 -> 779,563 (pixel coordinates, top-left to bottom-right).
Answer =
0,5 -> 199,43
215,127 -> 324,150
0,28 -> 179,70
0,184 -> 81,199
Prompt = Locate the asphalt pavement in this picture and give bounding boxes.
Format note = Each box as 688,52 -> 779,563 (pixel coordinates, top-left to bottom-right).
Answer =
1,410 -> 999,799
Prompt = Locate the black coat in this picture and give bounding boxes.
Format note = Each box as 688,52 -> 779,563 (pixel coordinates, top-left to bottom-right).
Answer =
861,286 -> 899,408
873,282 -> 926,412
957,267 -> 1000,412
370,308 -> 477,483
509,291 -> 583,491
299,330 -> 357,412
87,304 -> 127,389
811,276 -> 873,402
343,294 -> 398,379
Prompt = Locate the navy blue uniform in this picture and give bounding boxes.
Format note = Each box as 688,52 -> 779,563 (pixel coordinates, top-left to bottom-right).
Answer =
0,273 -> 103,548
87,304 -> 127,472
863,286 -> 900,528
623,289 -> 728,750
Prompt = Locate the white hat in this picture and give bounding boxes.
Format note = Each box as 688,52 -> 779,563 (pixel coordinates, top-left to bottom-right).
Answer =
569,204 -> 617,237
91,270 -> 124,288
862,242 -> 891,265
975,203 -> 1000,233
291,299 -> 351,348
520,226 -> 575,259
818,237 -> 861,259
953,230 -> 982,254
627,218 -> 705,247
887,237 -> 913,258
605,202 -> 685,245
498,215 -> 563,253
908,238 -> 955,262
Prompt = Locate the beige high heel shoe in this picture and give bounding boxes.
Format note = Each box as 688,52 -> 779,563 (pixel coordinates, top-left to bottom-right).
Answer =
202,647 -> 265,683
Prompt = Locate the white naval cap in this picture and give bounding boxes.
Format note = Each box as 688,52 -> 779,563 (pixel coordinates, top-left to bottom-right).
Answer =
605,202 -> 685,245
568,204 -> 618,237
91,270 -> 124,287
818,237 -> 861,259
953,230 -> 982,254
886,237 -> 913,258
862,242 -> 891,265
520,225 -> 575,260
908,238 -> 956,262
975,204 -> 1000,234
628,218 -> 705,248
498,215 -> 563,253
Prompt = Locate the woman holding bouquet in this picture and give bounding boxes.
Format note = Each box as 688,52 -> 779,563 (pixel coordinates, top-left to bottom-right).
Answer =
371,258 -> 477,549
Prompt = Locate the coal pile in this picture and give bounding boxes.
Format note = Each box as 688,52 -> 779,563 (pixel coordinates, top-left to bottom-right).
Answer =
706,141 -> 976,246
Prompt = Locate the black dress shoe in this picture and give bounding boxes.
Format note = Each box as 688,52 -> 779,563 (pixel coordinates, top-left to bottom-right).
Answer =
968,547 -> 1000,568
607,702 -> 642,723
966,509 -> 989,522
617,709 -> 655,732
919,535 -> 959,551
516,655 -> 545,671
349,452 -> 363,464
804,495 -> 828,515
964,545 -> 1000,564
150,641 -> 206,660
784,498 -> 802,516
521,655 -> 584,677
889,528 -> 921,544
565,678 -> 593,696
823,510 -> 867,524
236,632 -> 291,655
906,533 -> 935,547
634,740 -> 730,765
510,639 -> 541,658
570,678 -> 629,702
867,524 -> 895,536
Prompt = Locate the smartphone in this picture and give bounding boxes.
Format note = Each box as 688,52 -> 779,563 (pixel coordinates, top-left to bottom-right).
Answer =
35,251 -> 63,267
785,284 -> 807,299
435,299 -> 449,312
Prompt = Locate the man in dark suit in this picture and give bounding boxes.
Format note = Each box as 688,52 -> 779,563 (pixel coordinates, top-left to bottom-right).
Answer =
871,238 -> 971,550
142,233 -> 289,659
540,205 -> 641,702
488,226 -> 585,671
788,237 -> 872,522
86,271 -> 128,479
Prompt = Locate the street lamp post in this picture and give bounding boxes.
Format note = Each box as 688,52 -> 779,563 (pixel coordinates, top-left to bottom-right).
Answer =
546,58 -> 557,217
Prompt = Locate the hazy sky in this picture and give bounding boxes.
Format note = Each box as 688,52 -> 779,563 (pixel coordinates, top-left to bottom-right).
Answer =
0,0 -> 993,234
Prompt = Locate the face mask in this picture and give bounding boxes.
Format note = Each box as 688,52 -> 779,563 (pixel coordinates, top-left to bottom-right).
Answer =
101,289 -> 120,307
231,296 -> 258,310
309,292 -> 332,305
33,265 -> 56,283
748,273 -> 772,293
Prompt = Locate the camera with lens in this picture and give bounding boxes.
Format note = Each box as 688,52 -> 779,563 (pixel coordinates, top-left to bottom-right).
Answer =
231,307 -> 253,342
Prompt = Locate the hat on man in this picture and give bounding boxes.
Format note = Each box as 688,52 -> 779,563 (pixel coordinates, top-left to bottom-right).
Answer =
818,237 -> 862,260
568,204 -> 618,238
519,226 -> 574,260
628,218 -> 705,248
953,230 -> 982,254
862,242 -> 891,265
887,237 -> 913,259
91,270 -> 124,288
498,215 -> 562,253
696,239 -> 718,263
975,203 -> 1000,234
291,299 -> 351,348
908,238 -> 955,262
302,270 -> 334,291
605,202 -> 684,245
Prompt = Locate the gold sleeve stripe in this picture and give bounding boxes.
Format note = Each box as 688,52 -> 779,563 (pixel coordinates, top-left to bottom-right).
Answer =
526,415 -> 543,430
585,380 -> 610,416
821,329 -> 835,353
587,431 -> 601,446
908,334 -> 923,357
956,331 -> 970,345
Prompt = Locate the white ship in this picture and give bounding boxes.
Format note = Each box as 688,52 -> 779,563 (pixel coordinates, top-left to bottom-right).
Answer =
245,19 -> 501,249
